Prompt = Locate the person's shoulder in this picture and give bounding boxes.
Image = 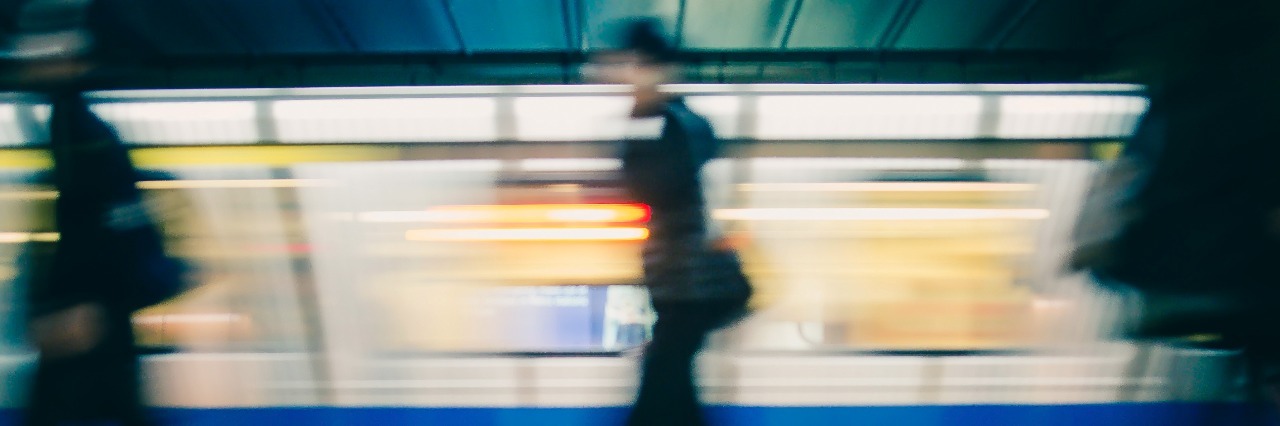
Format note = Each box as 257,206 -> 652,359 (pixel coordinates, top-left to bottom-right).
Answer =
664,98 -> 712,132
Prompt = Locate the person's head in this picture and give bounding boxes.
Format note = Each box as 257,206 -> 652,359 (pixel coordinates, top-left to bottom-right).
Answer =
590,18 -> 678,111
13,55 -> 95,89
2,0 -> 100,91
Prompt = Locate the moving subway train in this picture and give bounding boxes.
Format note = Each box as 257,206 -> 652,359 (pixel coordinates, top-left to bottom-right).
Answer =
0,84 -> 1256,424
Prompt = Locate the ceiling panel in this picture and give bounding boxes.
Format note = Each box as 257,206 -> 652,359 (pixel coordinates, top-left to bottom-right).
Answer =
323,0 -> 459,53
893,0 -> 1020,49
682,0 -> 793,49
581,0 -> 680,50
66,0 -> 1111,63
450,0 -> 569,52
98,0 -> 246,55
195,0 -> 346,54
786,0 -> 899,49
1001,0 -> 1098,50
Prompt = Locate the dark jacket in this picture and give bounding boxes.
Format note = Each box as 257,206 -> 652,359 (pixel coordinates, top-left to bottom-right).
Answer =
32,91 -> 162,318
620,98 -> 739,302
24,92 -> 170,424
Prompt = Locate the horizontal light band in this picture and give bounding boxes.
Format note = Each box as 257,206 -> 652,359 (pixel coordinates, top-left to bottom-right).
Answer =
362,204 -> 649,224
406,227 -> 649,242
133,313 -> 246,325
517,158 -> 620,172
0,179 -> 328,196
129,145 -> 400,166
88,83 -> 1143,100
0,190 -> 57,200
91,101 -> 259,145
274,97 -> 499,143
0,149 -> 52,168
712,208 -> 1050,221
136,179 -> 333,189
739,182 -> 1036,192
0,232 -> 59,243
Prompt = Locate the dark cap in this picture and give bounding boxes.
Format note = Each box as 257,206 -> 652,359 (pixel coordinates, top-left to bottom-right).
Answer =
612,17 -> 677,63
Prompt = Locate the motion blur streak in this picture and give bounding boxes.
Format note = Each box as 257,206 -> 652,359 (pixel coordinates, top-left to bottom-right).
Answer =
0,232 -> 59,243
738,182 -> 1037,192
404,227 -> 650,242
0,190 -> 58,200
132,313 -> 245,325
136,179 -> 333,189
712,208 -> 1051,221
363,204 -> 650,224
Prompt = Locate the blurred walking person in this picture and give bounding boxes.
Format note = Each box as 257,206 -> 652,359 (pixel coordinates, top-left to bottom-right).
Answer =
1069,0 -> 1280,411
590,19 -> 753,426
4,1 -> 188,424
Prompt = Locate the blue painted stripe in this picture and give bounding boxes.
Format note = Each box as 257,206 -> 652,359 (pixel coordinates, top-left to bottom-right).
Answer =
0,404 -> 1274,426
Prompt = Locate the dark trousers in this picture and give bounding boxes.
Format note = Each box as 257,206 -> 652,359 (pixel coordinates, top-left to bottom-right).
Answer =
627,299 -> 745,426
25,314 -> 150,426
26,358 -> 150,426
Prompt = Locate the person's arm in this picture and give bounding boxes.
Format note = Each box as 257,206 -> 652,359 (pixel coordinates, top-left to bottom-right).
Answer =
29,303 -> 104,358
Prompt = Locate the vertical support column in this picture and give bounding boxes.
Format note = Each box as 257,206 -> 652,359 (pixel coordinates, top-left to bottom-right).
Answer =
275,170 -> 337,406
256,99 -> 336,406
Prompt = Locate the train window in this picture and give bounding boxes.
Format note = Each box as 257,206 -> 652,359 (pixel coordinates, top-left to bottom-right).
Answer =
0,154 -> 1101,356
725,158 -> 1096,352
0,171 -> 52,355
0,166 -> 326,354
277,156 -> 1096,355
130,167 -> 314,353
290,160 -> 651,354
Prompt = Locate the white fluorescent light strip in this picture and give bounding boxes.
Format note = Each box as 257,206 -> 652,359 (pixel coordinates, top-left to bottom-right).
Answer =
406,227 -> 648,241
997,95 -> 1149,139
273,98 -> 496,119
12,84 -> 1146,147
754,95 -> 984,140
65,85 -> 1147,146
1000,95 -> 1148,114
136,179 -> 332,189
0,232 -> 59,244
90,101 -> 259,145
512,96 -> 632,141
738,182 -> 1036,192
685,96 -> 743,138
712,208 -> 1050,221
273,98 -> 498,143
90,102 -> 258,121
518,158 -> 621,172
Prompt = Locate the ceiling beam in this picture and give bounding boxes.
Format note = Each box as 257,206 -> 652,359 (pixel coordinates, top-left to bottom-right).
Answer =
0,49 -> 1108,90
306,0 -> 360,52
986,0 -> 1045,51
875,0 -> 924,50
778,0 -> 805,49
674,0 -> 688,48
440,0 -> 468,54
62,49 -> 1101,66
183,0 -> 255,55
560,0 -> 582,51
